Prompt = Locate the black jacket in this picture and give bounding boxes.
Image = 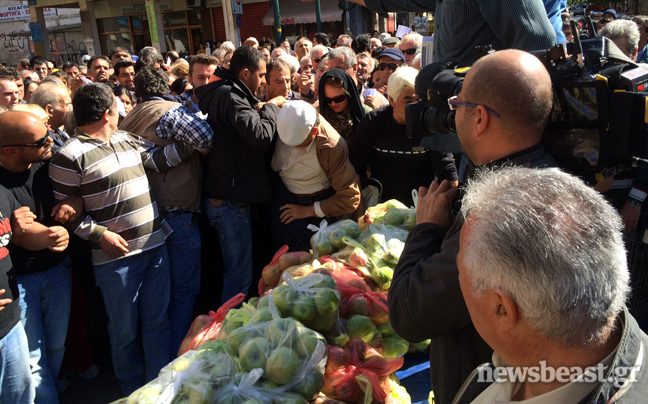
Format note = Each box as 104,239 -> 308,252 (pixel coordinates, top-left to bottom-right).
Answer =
452,308 -> 648,404
388,144 -> 557,404
195,66 -> 280,203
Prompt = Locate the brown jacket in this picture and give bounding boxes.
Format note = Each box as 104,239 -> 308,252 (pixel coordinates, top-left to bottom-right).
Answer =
315,117 -> 361,216
119,100 -> 203,211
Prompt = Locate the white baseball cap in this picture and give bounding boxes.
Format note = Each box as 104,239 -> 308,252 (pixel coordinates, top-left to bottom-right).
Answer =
277,101 -> 318,146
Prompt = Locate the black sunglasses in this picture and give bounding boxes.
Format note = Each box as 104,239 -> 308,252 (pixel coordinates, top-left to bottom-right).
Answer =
3,133 -> 49,149
402,48 -> 418,55
313,53 -> 329,63
598,18 -> 610,25
378,63 -> 399,72
324,94 -> 347,104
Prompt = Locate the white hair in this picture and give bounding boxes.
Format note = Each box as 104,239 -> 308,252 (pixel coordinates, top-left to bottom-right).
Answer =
220,41 -> 236,52
399,33 -> 423,49
271,48 -> 287,59
277,54 -> 299,76
310,45 -> 328,59
412,53 -> 422,70
387,66 -> 418,101
461,167 -> 629,348
599,19 -> 640,56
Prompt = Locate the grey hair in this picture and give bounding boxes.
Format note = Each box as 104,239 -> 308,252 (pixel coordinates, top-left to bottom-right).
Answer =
30,83 -> 66,109
220,41 -> 236,52
277,54 -> 299,76
357,52 -> 375,71
310,45 -> 328,58
387,66 -> 417,101
600,19 -> 640,56
328,46 -> 357,69
460,166 -> 629,348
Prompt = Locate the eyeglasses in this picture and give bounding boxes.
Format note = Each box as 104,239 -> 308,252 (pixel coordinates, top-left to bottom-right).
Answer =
448,96 -> 501,118
598,18 -> 610,26
378,63 -> 399,72
324,94 -> 347,104
3,133 -> 50,148
313,53 -> 329,63
402,48 -> 418,55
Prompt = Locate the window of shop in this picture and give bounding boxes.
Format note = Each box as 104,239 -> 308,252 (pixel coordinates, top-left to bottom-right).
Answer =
162,10 -> 202,56
97,16 -> 151,56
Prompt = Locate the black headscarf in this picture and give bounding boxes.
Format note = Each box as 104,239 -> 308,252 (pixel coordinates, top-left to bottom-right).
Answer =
318,68 -> 366,139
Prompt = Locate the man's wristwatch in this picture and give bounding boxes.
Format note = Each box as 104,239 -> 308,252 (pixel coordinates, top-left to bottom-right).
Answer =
629,198 -> 642,207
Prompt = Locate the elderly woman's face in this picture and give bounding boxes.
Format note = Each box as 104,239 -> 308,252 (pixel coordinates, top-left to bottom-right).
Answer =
324,84 -> 348,114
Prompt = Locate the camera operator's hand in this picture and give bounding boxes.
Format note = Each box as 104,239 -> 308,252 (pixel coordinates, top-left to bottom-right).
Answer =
416,180 -> 459,232
620,200 -> 641,233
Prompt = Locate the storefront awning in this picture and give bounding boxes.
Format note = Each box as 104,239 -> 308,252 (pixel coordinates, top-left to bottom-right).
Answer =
262,0 -> 342,26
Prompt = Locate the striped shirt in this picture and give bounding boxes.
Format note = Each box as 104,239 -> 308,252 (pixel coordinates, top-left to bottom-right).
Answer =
49,130 -> 173,265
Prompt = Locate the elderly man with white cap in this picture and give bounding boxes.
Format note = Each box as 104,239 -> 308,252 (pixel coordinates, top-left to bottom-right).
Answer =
271,101 -> 361,251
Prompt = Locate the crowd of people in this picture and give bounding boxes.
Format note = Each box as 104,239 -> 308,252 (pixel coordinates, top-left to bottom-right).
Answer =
1,2 -> 648,404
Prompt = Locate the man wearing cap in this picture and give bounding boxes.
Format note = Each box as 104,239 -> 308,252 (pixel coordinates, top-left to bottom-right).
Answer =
377,48 -> 405,97
271,101 -> 361,251
382,37 -> 399,48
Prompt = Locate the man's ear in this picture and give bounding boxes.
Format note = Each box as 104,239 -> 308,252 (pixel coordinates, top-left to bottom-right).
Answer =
102,108 -> 111,122
492,290 -> 518,332
239,68 -> 249,82
474,105 -> 491,138
45,104 -> 54,117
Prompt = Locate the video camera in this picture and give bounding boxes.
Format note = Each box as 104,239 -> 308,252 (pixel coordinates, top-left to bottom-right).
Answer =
405,36 -> 648,180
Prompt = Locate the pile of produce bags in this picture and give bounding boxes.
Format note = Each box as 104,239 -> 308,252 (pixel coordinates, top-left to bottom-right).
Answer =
118,200 -> 430,404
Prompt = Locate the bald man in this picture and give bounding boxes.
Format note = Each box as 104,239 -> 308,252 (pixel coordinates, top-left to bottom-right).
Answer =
388,49 -> 557,404
30,83 -> 72,152
0,111 -> 72,403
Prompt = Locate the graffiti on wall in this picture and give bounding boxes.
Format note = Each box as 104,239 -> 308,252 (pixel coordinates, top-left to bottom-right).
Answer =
0,33 -> 29,53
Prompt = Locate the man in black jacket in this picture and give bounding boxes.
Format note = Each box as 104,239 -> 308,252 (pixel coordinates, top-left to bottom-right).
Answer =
195,46 -> 286,305
388,49 -> 556,404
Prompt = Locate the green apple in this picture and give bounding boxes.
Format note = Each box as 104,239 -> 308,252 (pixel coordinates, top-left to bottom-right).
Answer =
290,370 -> 325,400
239,337 -> 270,372
339,219 -> 361,239
271,285 -> 297,317
329,228 -> 348,249
226,327 -> 252,356
265,317 -> 295,348
247,307 -> 273,325
264,346 -> 302,385
291,296 -> 317,324
293,326 -> 325,358
307,273 -> 337,290
313,288 -> 340,316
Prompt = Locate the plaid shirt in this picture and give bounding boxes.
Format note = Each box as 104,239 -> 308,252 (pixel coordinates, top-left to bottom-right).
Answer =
155,104 -> 213,152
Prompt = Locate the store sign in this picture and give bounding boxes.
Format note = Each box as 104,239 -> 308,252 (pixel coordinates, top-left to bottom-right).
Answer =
0,5 -> 57,23
122,3 -> 171,16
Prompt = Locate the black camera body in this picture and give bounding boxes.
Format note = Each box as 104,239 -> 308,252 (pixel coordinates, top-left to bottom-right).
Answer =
406,37 -> 648,179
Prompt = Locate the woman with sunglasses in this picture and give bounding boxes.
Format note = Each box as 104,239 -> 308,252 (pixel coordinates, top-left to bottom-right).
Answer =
348,67 -> 457,206
317,69 -> 370,140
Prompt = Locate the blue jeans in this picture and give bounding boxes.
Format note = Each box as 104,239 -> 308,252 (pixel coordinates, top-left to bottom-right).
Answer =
17,258 -> 72,404
0,322 -> 35,404
94,245 -> 171,395
163,211 -> 201,356
203,198 -> 253,305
